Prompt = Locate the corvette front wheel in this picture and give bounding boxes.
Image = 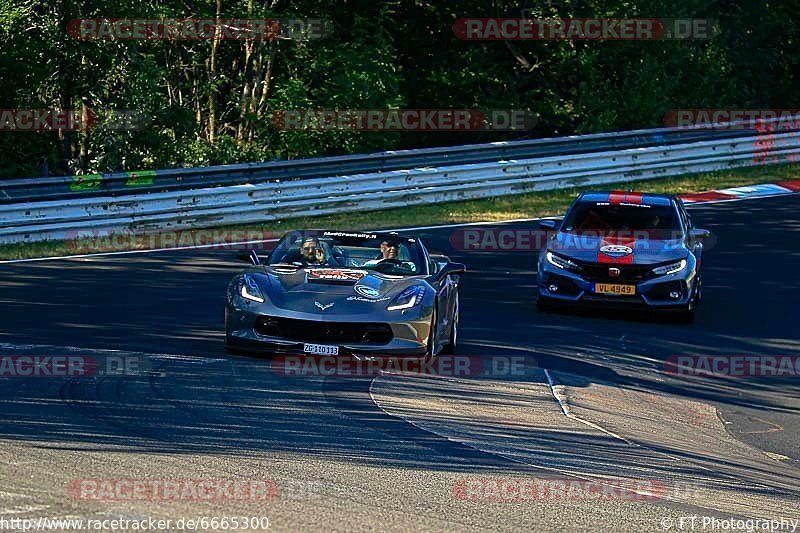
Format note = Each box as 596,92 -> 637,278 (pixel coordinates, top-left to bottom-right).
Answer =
442,293 -> 459,354
425,307 -> 437,359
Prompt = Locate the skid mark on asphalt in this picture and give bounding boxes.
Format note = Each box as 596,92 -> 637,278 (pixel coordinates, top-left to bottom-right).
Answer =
365,374 -> 708,509
548,374 -> 800,511
369,372 -> 800,519
319,375 -> 519,471
735,416 -> 784,435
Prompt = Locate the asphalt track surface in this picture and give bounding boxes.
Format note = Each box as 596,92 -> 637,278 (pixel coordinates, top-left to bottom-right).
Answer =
0,194 -> 798,531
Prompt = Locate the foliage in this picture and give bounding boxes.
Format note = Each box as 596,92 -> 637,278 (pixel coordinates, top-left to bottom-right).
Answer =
0,0 -> 797,177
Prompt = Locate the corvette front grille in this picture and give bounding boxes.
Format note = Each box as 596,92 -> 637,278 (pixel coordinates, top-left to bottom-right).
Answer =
254,316 -> 393,344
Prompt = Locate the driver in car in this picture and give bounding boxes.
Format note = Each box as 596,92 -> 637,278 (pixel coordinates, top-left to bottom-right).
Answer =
364,238 -> 400,264
363,238 -> 416,272
299,237 -> 328,266
379,238 -> 399,260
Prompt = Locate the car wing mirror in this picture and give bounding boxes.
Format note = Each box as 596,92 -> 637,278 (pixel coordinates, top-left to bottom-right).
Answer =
690,228 -> 711,240
539,219 -> 560,230
428,253 -> 451,274
237,250 -> 262,265
437,262 -> 466,278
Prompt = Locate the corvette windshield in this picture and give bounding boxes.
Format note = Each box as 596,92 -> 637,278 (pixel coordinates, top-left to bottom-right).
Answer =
268,232 -> 424,276
562,202 -> 680,237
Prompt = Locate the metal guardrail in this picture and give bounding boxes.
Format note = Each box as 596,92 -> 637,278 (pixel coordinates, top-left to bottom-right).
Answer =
0,122 -> 784,204
0,124 -> 798,244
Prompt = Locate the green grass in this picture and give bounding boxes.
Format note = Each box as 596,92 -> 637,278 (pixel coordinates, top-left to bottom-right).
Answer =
2,162 -> 798,261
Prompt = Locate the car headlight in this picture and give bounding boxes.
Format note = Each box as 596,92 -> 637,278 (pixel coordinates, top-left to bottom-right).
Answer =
651,259 -> 687,276
240,274 -> 265,303
387,286 -> 425,311
545,251 -> 581,272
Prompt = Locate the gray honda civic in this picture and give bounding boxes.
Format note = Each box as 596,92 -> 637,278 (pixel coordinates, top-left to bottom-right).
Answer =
537,191 -> 711,321
225,230 -> 465,357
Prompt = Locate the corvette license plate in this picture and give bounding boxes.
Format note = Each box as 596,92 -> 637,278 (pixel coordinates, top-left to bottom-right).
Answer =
303,343 -> 339,356
594,283 -> 636,296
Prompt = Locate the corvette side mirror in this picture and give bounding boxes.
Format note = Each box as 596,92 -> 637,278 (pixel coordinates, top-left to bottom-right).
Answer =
690,228 -> 711,240
439,262 -> 466,277
237,250 -> 261,265
539,219 -> 560,230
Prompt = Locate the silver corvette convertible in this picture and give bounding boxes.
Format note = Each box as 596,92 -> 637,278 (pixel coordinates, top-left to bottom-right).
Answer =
225,230 -> 466,358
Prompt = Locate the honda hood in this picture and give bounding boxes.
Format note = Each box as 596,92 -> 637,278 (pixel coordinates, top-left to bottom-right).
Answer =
548,232 -> 688,265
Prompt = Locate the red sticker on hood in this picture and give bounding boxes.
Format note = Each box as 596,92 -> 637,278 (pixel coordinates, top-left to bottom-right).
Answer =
306,269 -> 367,281
597,235 -> 635,264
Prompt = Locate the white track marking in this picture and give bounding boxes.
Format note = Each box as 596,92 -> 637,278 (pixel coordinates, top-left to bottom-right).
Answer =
369,370 -> 765,500
3,189 -> 796,264
387,216 -> 559,232
541,369 -> 728,478
619,334 -> 629,352
365,377 -> 665,502
543,369 -> 635,445
681,190 -> 799,205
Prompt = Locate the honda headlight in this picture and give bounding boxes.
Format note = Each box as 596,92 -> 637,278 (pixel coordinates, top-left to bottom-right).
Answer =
387,286 -> 425,311
545,251 -> 581,272
240,274 -> 265,303
651,259 -> 687,276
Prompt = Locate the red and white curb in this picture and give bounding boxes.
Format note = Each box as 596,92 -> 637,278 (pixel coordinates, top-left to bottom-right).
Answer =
679,179 -> 800,203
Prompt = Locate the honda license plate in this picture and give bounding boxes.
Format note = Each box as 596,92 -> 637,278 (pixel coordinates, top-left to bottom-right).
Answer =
594,283 -> 636,296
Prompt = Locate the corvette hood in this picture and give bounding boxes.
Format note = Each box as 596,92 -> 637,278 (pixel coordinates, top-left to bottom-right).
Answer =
253,267 -> 422,314
548,232 -> 688,265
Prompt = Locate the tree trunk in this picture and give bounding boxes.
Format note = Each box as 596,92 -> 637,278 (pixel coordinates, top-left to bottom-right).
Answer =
207,0 -> 223,144
237,0 -> 255,142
